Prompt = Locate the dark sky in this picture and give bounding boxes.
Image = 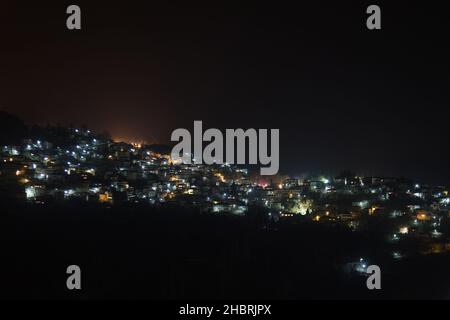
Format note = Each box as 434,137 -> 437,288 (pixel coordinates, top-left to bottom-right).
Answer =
1,1 -> 449,184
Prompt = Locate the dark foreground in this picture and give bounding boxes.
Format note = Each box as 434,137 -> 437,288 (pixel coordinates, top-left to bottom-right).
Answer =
1,202 -> 450,300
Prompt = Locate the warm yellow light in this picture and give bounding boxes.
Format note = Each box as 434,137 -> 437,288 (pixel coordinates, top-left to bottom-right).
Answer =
99,193 -> 111,203
417,212 -> 429,221
215,173 -> 225,183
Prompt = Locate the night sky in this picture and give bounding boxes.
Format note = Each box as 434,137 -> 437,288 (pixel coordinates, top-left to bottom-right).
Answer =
1,1 -> 449,184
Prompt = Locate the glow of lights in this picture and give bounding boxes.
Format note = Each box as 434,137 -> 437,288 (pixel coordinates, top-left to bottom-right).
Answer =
417,213 -> 427,220
399,227 -> 409,234
214,173 -> 225,183
25,187 -> 35,199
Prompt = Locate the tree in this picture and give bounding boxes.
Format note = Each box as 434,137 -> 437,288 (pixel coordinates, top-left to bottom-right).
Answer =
285,198 -> 313,215
0,111 -> 27,145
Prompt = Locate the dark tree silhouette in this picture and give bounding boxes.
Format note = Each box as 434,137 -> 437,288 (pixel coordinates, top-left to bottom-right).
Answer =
0,111 -> 28,145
